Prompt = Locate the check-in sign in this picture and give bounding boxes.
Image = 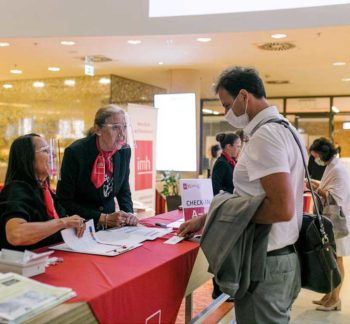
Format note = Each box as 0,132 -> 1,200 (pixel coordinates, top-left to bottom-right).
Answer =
180,179 -> 213,221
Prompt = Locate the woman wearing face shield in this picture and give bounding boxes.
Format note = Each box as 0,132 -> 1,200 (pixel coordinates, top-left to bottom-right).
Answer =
308,137 -> 350,311
57,105 -> 138,229
0,134 -> 86,251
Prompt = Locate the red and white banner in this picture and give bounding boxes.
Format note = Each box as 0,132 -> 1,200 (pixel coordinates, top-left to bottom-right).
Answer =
128,104 -> 157,212
180,179 -> 213,221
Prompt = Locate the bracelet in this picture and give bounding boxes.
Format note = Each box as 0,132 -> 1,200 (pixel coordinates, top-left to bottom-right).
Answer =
105,213 -> 109,229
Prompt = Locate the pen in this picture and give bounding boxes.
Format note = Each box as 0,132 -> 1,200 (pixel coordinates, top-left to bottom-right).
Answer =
155,222 -> 168,228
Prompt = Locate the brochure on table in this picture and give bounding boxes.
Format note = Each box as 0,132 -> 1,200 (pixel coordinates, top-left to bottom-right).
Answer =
50,220 -> 172,256
0,272 -> 75,323
0,249 -> 53,277
180,179 -> 214,221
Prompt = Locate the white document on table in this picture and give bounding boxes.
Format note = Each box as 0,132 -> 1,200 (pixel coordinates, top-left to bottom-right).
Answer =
96,226 -> 172,246
166,218 -> 184,229
52,220 -> 141,256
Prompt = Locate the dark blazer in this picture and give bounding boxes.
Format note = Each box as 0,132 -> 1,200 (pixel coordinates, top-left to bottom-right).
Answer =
0,180 -> 65,250
211,155 -> 235,195
56,135 -> 133,225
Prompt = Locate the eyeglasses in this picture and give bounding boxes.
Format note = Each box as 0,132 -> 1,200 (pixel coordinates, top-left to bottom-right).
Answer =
102,123 -> 127,132
35,145 -> 51,154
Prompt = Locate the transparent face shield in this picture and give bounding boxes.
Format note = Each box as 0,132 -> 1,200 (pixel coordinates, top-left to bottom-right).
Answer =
48,138 -> 60,181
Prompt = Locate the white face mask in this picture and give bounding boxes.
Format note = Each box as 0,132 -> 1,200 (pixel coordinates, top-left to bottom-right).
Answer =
224,96 -> 249,128
315,157 -> 327,167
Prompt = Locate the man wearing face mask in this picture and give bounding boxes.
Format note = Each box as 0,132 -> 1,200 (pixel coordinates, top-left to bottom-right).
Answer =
178,66 -> 305,323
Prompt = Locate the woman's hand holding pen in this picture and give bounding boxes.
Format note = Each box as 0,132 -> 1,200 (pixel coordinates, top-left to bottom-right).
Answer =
60,215 -> 86,237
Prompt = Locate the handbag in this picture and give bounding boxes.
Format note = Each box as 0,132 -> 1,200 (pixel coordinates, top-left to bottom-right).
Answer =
323,193 -> 349,239
263,119 -> 341,293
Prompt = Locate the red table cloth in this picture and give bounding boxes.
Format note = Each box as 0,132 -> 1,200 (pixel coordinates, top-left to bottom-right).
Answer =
34,211 -> 199,324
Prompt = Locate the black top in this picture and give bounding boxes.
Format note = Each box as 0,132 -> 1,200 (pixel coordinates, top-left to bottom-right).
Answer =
211,155 -> 235,195
56,135 -> 133,226
0,180 -> 65,251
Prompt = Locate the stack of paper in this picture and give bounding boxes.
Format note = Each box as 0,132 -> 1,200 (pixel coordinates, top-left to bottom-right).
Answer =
50,220 -> 172,256
0,272 -> 75,323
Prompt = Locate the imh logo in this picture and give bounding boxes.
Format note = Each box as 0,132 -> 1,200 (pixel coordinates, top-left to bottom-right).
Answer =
135,140 -> 153,190
137,155 -> 152,174
183,183 -> 200,190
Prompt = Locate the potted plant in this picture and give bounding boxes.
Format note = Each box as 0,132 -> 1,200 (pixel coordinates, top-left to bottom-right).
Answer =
160,171 -> 181,211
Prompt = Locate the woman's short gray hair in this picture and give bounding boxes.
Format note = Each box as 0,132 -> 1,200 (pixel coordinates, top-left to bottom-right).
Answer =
94,104 -> 125,127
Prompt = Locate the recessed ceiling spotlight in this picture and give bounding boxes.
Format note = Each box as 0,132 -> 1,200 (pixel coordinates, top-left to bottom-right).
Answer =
99,77 -> 111,85
127,40 -> 142,45
196,37 -> 212,43
332,105 -> 340,113
48,67 -> 61,72
10,69 -> 22,74
158,61 -> 164,65
64,79 -> 75,86
0,42 -> 10,47
271,33 -> 287,39
3,84 -> 13,89
33,81 -> 45,88
333,62 -> 346,66
341,78 -> 350,82
60,41 -> 76,46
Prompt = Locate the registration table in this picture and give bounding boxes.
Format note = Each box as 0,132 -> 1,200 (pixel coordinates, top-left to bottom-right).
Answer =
27,211 -> 211,324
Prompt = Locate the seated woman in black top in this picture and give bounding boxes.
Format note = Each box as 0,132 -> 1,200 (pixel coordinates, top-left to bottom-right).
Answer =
0,134 -> 85,251
57,105 -> 138,228
212,132 -> 241,195
211,132 -> 241,300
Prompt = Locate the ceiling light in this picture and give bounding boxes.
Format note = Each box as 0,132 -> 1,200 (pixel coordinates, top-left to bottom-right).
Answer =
60,41 -> 76,46
33,81 -> 45,88
64,79 -> 75,87
48,67 -> 60,72
127,40 -> 142,45
0,42 -> 10,47
341,78 -> 350,82
332,106 -> 340,113
213,111 -> 220,115
3,84 -> 13,89
333,62 -> 346,66
158,61 -> 164,65
202,108 -> 213,114
99,77 -> 111,85
271,33 -> 287,39
196,37 -> 212,43
10,69 -> 22,74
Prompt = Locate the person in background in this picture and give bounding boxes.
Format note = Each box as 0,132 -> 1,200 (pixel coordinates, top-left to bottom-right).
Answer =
212,132 -> 241,196
211,132 -> 241,300
57,105 -> 138,229
309,137 -> 350,311
208,144 -> 221,177
178,66 -> 304,323
0,134 -> 85,251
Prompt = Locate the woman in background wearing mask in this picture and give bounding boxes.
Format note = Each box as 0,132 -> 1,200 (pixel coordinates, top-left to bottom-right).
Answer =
309,137 -> 350,311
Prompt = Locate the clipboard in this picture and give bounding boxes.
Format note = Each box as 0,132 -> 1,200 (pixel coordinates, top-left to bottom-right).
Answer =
49,242 -> 142,257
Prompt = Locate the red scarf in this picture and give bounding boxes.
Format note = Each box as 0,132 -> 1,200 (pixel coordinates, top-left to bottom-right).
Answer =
91,138 -> 118,188
221,151 -> 236,168
42,182 -> 59,219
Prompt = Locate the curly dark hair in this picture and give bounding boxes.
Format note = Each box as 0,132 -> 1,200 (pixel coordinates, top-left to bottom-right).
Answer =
309,137 -> 337,162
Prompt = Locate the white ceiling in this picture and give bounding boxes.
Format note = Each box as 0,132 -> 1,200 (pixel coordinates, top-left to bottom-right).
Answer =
1,1 -> 350,98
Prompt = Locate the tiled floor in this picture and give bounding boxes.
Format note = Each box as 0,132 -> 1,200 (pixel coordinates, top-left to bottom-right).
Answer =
177,257 -> 350,323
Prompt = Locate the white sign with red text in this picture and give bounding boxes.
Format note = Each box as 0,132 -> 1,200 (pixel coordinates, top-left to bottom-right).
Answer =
128,104 -> 157,212
180,179 -> 213,221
